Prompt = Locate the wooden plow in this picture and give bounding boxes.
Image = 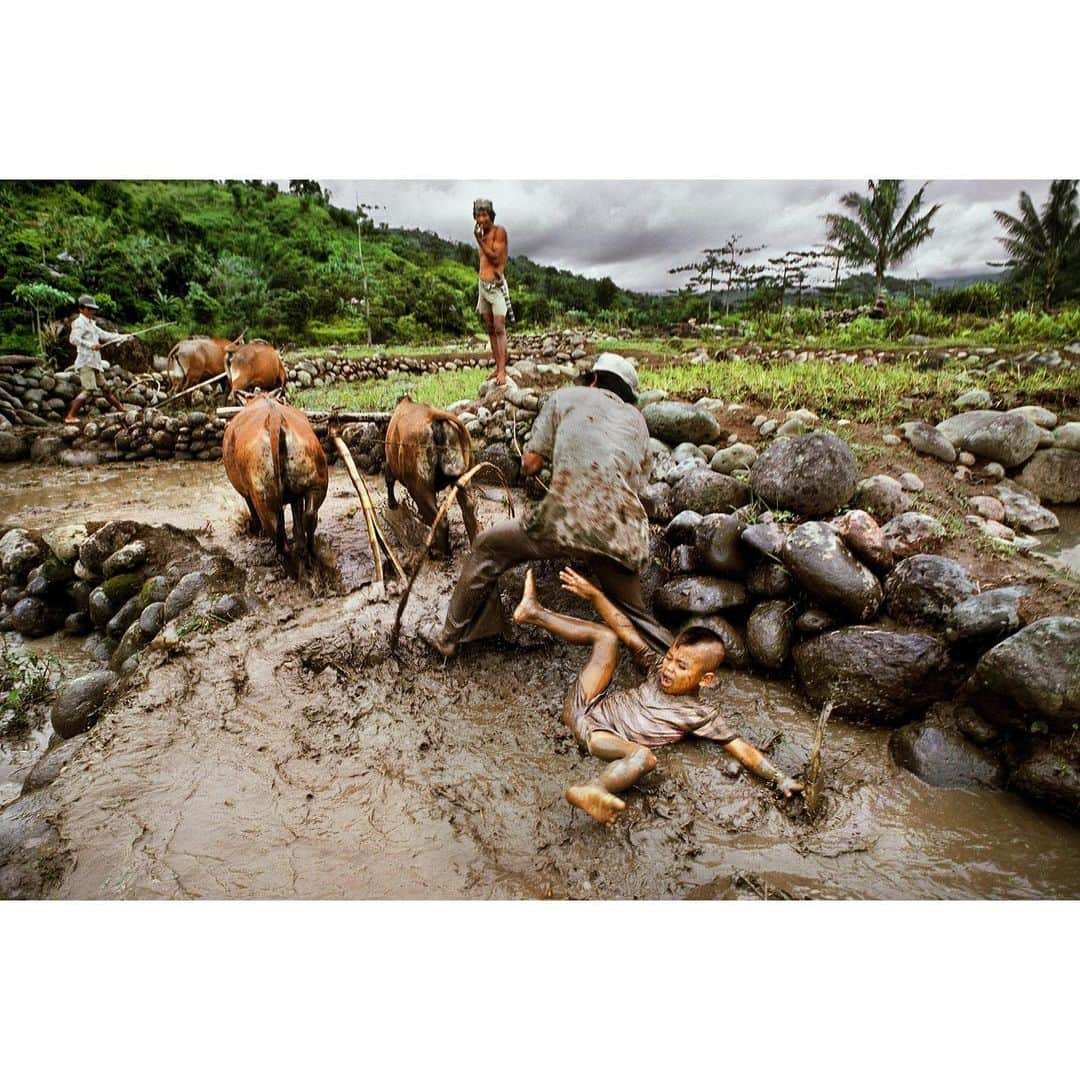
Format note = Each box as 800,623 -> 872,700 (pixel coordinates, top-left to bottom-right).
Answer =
389,461 -> 515,650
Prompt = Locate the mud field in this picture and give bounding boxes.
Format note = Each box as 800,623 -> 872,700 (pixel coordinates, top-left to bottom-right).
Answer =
2,459 -> 1080,900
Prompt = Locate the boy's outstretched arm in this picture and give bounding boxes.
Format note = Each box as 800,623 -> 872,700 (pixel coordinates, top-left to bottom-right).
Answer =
560,567 -> 650,660
723,737 -> 804,798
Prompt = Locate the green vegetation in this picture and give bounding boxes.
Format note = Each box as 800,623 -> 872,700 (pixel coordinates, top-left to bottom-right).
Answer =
0,180 -> 662,354
0,640 -> 60,737
825,180 -> 942,296
638,356 -> 1078,424
3,179 -> 1079,358
993,180 -> 1080,308
293,367 -> 490,413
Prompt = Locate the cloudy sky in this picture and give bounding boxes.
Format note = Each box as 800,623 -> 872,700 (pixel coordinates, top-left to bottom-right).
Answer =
321,180 -> 1050,294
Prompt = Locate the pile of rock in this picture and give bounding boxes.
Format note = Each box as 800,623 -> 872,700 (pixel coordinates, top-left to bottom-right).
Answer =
0,356 -> 169,437
0,521 -> 248,737
11,408 -> 229,467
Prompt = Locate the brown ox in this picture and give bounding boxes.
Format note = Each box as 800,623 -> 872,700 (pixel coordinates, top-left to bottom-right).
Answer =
166,336 -> 233,394
384,395 -> 478,556
223,394 -> 327,559
224,340 -> 287,402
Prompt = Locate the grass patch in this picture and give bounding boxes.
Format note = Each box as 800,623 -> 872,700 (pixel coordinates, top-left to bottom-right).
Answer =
1,639 -> 61,736
638,357 -> 1078,424
292,367 -> 489,413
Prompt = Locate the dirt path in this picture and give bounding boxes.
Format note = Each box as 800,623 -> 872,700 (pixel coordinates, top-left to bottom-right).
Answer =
3,461 -> 1080,899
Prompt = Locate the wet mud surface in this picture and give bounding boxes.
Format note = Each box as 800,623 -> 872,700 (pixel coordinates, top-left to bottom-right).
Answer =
2,460 -> 1080,899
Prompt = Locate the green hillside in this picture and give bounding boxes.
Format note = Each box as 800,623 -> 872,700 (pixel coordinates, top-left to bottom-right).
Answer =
0,179 -> 660,354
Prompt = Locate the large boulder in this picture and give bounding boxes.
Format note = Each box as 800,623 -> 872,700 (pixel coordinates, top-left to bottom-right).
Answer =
889,719 -> 1005,789
852,475 -> 912,522
781,521 -> 882,622
653,575 -> 748,616
694,514 -> 748,576
1008,746 -> 1080,823
641,402 -> 721,446
10,597 -> 64,638
41,524 -> 88,563
944,587 -> 1027,645
638,482 -> 674,522
794,627 -> 957,725
881,512 -> 946,558
77,521 -> 138,577
936,410 -> 1042,467
746,600 -> 795,670
710,443 -> 757,475
974,617 -> 1080,732
21,735 -> 88,795
739,521 -> 790,560
883,556 -> 977,627
164,571 -> 210,621
995,481 -> 1059,533
50,670 -> 118,739
682,614 -> 749,669
670,471 -> 749,516
746,561 -> 792,598
749,433 -> 858,517
901,421 -> 957,463
100,540 -> 148,578
1052,422 -> 1080,452
1018,449 -> 1080,505
0,529 -> 43,580
831,509 -> 894,575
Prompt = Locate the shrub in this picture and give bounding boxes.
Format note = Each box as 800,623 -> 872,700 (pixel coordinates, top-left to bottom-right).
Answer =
930,283 -> 1005,317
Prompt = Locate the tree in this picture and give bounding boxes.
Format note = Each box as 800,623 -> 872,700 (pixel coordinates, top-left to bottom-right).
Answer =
669,248 -> 724,321
13,282 -> 74,354
289,180 -> 324,199
824,180 -> 941,297
717,234 -> 765,315
992,180 -> 1080,309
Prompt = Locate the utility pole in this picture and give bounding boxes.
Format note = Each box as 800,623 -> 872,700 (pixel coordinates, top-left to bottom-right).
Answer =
357,207 -> 372,346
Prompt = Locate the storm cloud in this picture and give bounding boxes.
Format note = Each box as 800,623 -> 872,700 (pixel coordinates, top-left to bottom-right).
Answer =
322,179 -> 1052,293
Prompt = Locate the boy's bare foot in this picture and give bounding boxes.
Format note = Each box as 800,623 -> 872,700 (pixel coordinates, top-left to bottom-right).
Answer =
512,567 -> 541,625
566,783 -> 626,827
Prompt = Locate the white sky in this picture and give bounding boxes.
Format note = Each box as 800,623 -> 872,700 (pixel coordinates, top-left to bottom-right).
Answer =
322,179 -> 1051,294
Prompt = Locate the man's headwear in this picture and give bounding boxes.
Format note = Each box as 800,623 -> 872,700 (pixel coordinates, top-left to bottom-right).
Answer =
582,352 -> 639,402
472,198 -> 495,218
77,294 -> 98,310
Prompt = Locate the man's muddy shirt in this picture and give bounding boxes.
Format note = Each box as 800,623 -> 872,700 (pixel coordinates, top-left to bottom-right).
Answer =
585,648 -> 737,748
523,386 -> 651,572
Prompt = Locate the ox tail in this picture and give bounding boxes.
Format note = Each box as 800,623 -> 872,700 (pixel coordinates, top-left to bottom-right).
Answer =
270,407 -> 287,553
429,409 -> 474,472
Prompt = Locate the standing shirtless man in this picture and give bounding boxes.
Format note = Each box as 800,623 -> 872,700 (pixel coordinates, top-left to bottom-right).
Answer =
473,198 -> 510,386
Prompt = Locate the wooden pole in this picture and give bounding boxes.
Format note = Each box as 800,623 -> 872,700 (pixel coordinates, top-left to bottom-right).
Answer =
330,433 -> 405,591
389,461 -> 514,650
216,407 -> 391,422
160,372 -> 228,407
804,700 -> 833,821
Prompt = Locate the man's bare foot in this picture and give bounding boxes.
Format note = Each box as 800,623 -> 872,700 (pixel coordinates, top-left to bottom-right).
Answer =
421,628 -> 457,658
512,568 -> 541,625
63,416 -> 80,426
566,783 -> 626,827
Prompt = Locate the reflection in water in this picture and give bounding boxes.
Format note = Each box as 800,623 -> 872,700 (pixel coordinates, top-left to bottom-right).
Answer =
1034,505 -> 1080,576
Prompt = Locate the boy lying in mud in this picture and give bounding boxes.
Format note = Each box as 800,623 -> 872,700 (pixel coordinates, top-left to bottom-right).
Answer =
514,567 -> 804,826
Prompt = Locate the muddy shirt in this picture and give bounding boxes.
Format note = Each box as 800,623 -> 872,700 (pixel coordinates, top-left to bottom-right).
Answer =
70,314 -> 125,371
585,650 -> 737,748
523,385 -> 651,572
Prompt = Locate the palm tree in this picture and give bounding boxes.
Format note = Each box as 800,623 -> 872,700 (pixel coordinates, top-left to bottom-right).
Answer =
993,180 -> 1080,309
824,180 -> 942,298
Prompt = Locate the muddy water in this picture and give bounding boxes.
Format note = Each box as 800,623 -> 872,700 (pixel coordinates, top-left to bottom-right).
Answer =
1034,505 -> 1080,576
2,460 -> 1079,899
